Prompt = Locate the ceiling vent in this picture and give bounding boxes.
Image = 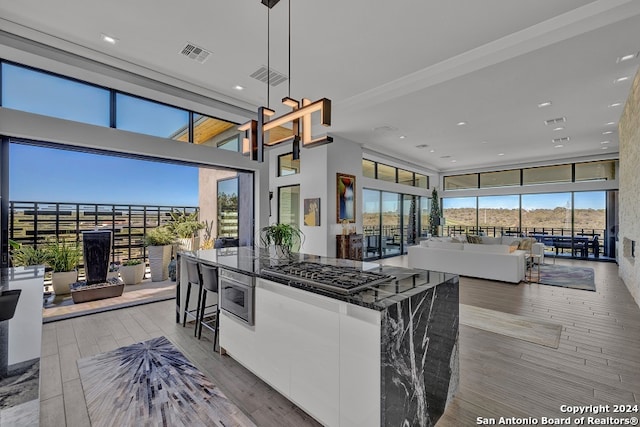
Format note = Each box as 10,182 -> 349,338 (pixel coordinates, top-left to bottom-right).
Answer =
250,65 -> 288,87
544,117 -> 566,126
179,43 -> 211,64
552,137 -> 570,143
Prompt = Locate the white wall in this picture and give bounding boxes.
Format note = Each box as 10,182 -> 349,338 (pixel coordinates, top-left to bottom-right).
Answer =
268,136 -> 363,257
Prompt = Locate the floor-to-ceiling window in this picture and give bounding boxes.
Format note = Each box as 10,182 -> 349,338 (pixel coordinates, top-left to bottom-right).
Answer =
217,178 -> 239,238
442,197 -> 477,236
478,195 -> 520,236
363,189 -> 381,258
381,192 -> 401,256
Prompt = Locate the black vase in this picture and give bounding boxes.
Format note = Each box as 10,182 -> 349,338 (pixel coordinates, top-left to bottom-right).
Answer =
83,231 -> 112,285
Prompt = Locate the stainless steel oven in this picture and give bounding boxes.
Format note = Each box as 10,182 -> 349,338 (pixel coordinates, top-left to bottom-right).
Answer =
219,268 -> 255,325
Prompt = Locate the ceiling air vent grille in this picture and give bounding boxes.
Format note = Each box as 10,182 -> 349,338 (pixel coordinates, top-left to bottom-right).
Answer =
180,43 -> 211,64
544,117 -> 566,126
552,137 -> 570,143
250,65 -> 288,87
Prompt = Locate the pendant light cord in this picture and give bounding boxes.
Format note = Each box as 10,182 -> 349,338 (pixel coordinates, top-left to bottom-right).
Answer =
267,7 -> 271,109
288,0 -> 291,98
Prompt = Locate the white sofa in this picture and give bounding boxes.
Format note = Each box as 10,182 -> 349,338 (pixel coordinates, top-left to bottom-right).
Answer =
408,240 -> 528,283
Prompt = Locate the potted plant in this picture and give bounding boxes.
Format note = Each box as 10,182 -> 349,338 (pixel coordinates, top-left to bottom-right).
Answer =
167,210 -> 204,251
119,259 -> 145,285
260,223 -> 304,257
145,226 -> 174,282
10,244 -> 49,267
46,239 -> 81,295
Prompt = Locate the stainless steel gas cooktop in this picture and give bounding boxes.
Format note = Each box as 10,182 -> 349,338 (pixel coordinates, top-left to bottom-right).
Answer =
260,262 -> 394,295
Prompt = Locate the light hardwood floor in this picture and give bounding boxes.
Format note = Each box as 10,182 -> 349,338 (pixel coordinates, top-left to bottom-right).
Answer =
40,258 -> 640,426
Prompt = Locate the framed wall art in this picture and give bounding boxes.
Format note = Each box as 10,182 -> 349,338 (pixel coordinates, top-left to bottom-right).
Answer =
336,173 -> 356,223
303,198 -> 321,226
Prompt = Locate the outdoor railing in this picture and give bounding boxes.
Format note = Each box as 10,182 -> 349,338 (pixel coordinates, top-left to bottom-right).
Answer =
363,224 -> 609,258
9,201 -> 198,269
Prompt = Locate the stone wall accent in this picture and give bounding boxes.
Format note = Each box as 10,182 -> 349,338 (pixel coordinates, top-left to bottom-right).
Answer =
618,66 -> 640,308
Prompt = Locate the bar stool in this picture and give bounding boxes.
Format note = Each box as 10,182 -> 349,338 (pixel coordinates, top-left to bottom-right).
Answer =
182,258 -> 202,337
197,264 -> 220,352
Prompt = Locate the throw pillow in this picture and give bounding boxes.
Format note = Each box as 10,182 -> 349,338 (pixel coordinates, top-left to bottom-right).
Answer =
518,238 -> 534,251
509,240 -> 520,253
467,235 -> 482,244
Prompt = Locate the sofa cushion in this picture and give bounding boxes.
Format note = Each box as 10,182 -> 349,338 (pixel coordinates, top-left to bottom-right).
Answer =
508,241 -> 520,253
463,244 -> 510,254
501,236 -> 522,245
481,237 -> 502,245
427,241 -> 464,250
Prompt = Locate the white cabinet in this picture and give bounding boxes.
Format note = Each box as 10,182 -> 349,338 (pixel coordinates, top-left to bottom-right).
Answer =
221,278 -> 380,427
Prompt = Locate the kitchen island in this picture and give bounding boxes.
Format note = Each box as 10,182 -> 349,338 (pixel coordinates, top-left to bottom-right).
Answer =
178,247 -> 458,427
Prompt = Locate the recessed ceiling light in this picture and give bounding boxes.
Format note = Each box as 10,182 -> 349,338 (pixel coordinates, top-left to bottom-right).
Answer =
600,141 -> 610,144
614,76 -> 630,84
617,53 -> 638,63
602,131 -> 614,135
606,122 -> 616,126
400,135 -> 406,139
429,149 -> 435,153
233,85 -> 244,90
537,101 -> 552,108
554,144 -> 564,148
601,146 -> 608,150
553,127 -> 565,131
608,102 -> 623,108
497,153 -> 505,156
481,141 -> 488,144
415,144 -> 428,148
456,121 -> 467,126
451,160 -> 457,163
100,33 -> 118,44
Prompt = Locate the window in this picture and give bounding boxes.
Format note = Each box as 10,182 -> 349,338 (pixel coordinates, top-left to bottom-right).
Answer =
523,164 -> 571,185
397,169 -> 415,186
278,185 -> 300,226
1,63 -> 110,127
278,153 -> 300,176
193,114 -> 237,145
480,170 -> 520,188
217,135 -> 240,152
575,160 -> 616,182
478,195 -> 520,235
362,159 -> 376,179
217,178 -> 239,237
444,174 -> 478,190
115,93 -> 189,139
442,198 -> 477,231
415,174 -> 429,189
521,193 -> 572,233
377,163 -> 396,183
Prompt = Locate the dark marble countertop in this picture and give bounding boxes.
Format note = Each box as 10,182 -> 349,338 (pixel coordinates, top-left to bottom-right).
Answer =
179,247 -> 457,311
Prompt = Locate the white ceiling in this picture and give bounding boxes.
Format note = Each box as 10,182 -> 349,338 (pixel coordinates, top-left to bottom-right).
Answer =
1,0 -> 639,172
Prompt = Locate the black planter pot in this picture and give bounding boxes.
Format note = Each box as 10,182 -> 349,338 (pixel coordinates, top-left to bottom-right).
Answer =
83,231 -> 112,285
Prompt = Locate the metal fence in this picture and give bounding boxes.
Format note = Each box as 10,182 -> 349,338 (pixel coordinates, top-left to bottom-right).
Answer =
9,201 -> 198,268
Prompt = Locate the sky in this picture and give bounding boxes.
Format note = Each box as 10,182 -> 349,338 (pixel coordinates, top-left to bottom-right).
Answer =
9,144 -> 199,206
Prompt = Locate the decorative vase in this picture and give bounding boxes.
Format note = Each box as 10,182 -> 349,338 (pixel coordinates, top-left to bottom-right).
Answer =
52,270 -> 78,295
168,258 -> 177,281
82,230 -> 112,285
148,245 -> 172,281
120,264 -> 145,285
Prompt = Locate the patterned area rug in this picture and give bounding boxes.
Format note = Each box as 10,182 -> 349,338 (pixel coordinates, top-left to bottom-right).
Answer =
538,264 -> 596,291
77,336 -> 256,427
